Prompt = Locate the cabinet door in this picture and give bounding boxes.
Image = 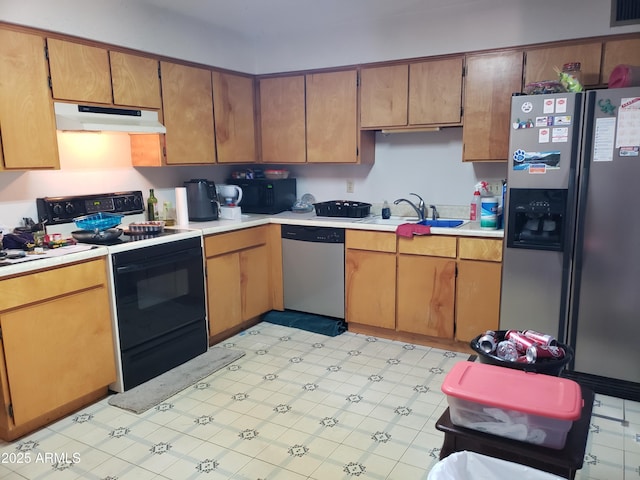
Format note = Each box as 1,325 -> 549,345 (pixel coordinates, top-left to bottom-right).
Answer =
306,70 -> 358,163
463,51 -> 524,162
259,75 -> 306,163
213,71 -> 257,163
602,37 -> 640,84
47,38 -> 112,103
346,249 -> 396,329
240,245 -> 271,319
409,57 -> 463,125
525,43 -> 602,87
161,61 -> 216,164
360,64 -> 409,128
0,287 -> 115,426
207,253 -> 242,337
0,29 -> 59,169
110,51 -> 161,108
397,255 -> 455,338
455,260 -> 502,342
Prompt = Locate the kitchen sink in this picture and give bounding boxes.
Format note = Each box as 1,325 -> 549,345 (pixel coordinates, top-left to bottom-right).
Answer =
417,219 -> 466,228
359,216 -> 467,228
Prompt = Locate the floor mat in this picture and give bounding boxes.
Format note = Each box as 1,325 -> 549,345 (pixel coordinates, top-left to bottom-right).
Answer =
108,347 -> 245,414
262,310 -> 347,336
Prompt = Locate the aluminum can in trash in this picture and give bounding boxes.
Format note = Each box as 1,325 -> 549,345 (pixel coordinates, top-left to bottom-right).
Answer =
505,330 -> 539,353
478,330 -> 498,354
496,340 -> 519,362
526,344 -> 566,363
523,329 -> 558,346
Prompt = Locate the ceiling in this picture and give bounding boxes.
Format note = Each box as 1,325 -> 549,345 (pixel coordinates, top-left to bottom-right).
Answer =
131,0 -> 490,41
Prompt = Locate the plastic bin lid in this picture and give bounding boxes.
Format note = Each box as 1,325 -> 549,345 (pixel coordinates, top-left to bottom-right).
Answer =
442,362 -> 583,421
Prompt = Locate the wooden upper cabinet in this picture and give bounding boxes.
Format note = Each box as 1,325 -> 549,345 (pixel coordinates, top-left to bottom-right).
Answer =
602,37 -> 640,84
47,38 -> 112,104
360,57 -> 463,128
306,69 -> 358,163
0,29 -> 59,169
212,71 -> 257,164
259,75 -> 306,163
409,57 -> 463,125
360,64 -> 409,128
525,42 -> 602,87
110,51 -> 161,108
160,61 -> 216,165
463,51 -> 524,162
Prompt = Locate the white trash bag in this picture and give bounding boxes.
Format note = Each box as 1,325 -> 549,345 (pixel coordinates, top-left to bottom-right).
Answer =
427,451 -> 565,480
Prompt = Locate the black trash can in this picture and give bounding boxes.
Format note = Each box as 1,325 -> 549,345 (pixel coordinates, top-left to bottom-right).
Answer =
470,330 -> 573,376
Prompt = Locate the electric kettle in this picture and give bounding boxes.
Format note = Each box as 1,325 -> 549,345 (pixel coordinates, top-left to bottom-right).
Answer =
184,179 -> 219,221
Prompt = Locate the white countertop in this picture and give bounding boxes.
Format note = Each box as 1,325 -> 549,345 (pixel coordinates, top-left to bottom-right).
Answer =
190,211 -> 505,238
1,212 -> 503,278
0,245 -> 109,278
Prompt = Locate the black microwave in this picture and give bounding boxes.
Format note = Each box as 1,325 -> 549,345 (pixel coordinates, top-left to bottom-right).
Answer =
226,178 -> 297,214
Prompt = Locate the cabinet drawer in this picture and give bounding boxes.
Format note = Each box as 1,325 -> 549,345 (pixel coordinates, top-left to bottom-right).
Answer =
346,230 -> 396,252
458,238 -> 503,262
398,235 -> 456,257
0,259 -> 108,312
204,226 -> 268,257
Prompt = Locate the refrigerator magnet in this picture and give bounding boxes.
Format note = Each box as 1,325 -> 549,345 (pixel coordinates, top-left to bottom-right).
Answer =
554,116 -> 572,126
619,146 -> 639,157
556,98 -> 568,113
543,99 -> 555,114
552,127 -> 569,143
539,128 -> 550,143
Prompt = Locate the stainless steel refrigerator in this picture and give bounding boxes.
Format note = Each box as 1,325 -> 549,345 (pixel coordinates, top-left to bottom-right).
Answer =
500,87 -> 640,400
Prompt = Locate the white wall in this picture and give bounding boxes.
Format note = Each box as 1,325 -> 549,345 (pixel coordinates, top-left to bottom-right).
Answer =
252,0 -> 640,73
2,0 -> 637,74
0,0 -> 256,72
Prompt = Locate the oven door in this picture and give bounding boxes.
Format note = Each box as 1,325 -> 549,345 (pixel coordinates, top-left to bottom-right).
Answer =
111,236 -> 207,390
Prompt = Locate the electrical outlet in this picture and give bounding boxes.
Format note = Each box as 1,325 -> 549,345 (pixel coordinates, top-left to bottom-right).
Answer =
485,180 -> 504,197
346,179 -> 354,193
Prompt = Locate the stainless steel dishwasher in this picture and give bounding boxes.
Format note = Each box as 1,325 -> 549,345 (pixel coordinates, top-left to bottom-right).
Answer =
281,225 -> 345,319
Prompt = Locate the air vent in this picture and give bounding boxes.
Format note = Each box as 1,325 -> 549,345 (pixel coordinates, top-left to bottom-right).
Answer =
611,0 -> 640,26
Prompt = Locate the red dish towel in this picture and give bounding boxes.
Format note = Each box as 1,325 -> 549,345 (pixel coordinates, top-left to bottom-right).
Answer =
395,223 -> 431,238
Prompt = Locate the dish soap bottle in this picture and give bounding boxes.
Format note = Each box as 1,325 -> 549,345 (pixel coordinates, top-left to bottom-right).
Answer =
147,188 -> 159,221
381,200 -> 391,219
470,187 -> 481,221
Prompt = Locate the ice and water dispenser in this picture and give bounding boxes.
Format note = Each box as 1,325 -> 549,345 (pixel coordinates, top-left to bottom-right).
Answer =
506,188 -> 568,252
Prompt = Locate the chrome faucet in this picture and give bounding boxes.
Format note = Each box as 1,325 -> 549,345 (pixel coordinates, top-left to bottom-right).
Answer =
394,193 -> 427,221
429,204 -> 439,220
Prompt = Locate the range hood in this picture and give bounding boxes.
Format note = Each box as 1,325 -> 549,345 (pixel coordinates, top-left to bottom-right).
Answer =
54,102 -> 166,134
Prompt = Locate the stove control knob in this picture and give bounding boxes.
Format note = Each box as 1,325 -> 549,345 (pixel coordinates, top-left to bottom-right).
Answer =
52,203 -> 63,215
132,196 -> 142,209
122,197 -> 132,210
114,198 -> 124,211
65,202 -> 75,215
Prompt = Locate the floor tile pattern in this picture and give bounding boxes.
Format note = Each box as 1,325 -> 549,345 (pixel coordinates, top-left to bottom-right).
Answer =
0,322 -> 637,479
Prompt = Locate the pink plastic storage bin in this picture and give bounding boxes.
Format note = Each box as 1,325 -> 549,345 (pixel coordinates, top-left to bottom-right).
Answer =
441,361 -> 583,449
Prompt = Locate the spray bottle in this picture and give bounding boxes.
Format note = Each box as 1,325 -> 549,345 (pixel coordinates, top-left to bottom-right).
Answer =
470,182 -> 486,221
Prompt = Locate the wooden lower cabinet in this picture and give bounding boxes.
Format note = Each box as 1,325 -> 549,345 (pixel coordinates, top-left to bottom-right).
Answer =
344,230 -> 502,349
455,260 -> 502,342
204,226 -> 273,340
455,237 -> 503,342
345,231 -> 396,329
0,258 -> 116,440
396,254 -> 456,339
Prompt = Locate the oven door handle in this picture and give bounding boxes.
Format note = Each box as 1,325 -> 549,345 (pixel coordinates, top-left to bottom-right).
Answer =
114,248 -> 202,274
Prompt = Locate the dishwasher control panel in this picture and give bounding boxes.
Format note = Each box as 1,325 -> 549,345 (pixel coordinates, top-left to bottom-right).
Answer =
281,225 -> 345,243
